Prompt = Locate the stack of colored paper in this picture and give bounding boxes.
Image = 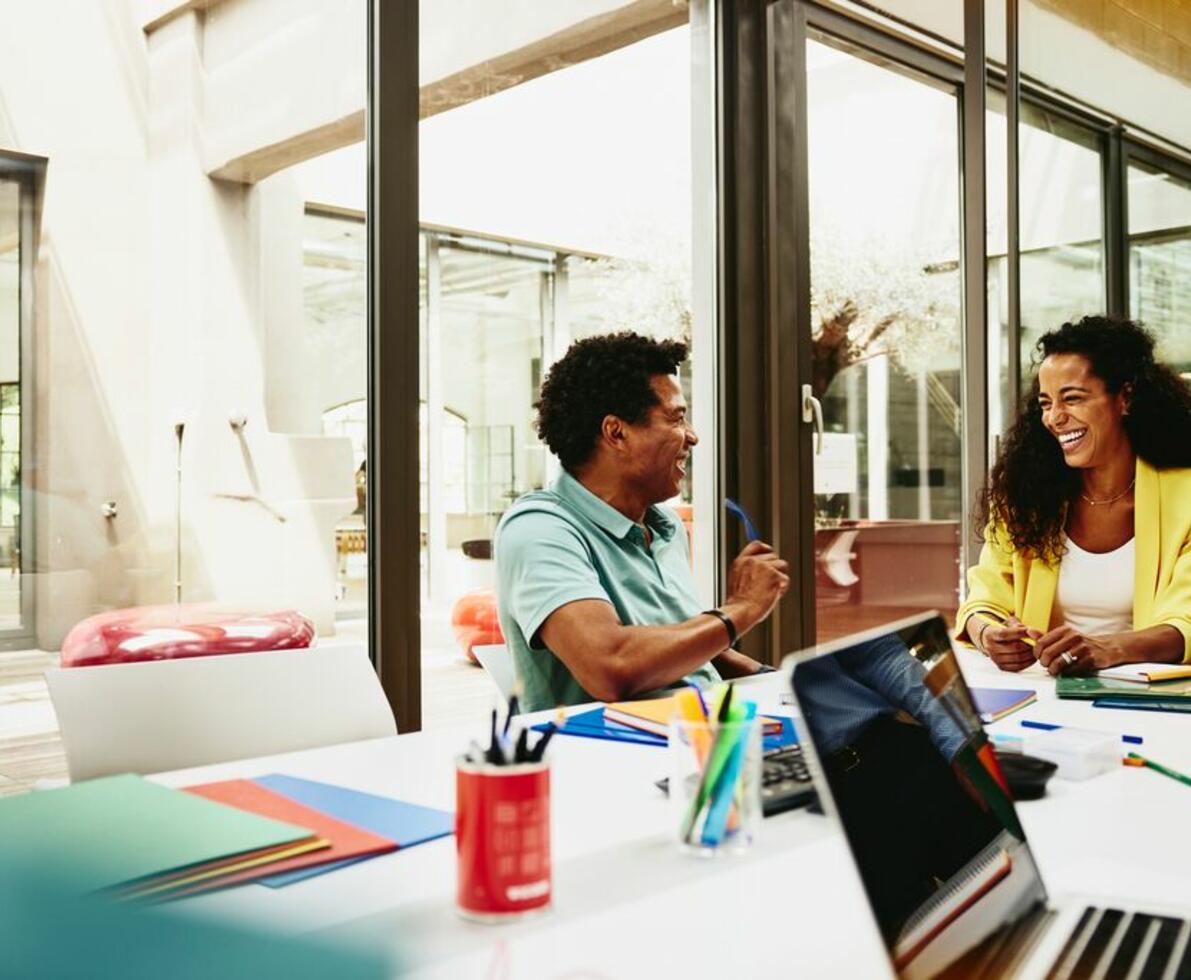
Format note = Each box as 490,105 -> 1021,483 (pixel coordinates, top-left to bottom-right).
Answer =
0,775 -> 328,898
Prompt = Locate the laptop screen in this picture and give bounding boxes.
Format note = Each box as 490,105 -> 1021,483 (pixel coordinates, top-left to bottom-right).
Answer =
788,613 -> 1048,979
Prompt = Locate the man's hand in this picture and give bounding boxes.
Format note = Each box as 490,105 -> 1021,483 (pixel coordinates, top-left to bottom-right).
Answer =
1034,625 -> 1126,676
971,615 -> 1042,672
722,541 -> 789,634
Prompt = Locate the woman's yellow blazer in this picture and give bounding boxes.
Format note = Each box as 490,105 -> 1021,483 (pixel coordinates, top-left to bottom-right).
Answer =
954,458 -> 1191,662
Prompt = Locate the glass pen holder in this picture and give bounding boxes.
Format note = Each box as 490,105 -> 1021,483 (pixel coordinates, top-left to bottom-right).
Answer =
669,716 -> 762,856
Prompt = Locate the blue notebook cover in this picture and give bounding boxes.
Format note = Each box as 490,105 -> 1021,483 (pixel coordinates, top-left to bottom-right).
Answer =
1093,697 -> 1191,714
970,687 -> 1036,723
536,707 -> 797,751
251,775 -> 454,887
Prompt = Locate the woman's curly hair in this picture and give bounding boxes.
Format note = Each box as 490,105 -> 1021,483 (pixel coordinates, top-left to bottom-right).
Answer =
535,331 -> 688,471
980,316 -> 1191,562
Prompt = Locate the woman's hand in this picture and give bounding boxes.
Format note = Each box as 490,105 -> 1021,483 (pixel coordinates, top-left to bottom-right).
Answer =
1034,625 -> 1127,676
970,615 -> 1043,672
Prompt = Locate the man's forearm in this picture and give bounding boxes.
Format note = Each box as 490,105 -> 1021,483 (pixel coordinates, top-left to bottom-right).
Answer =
711,647 -> 766,679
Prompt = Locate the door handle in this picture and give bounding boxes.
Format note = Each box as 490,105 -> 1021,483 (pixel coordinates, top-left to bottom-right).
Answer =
801,384 -> 824,455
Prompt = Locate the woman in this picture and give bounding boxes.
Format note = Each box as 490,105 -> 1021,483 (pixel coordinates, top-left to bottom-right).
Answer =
955,316 -> 1191,675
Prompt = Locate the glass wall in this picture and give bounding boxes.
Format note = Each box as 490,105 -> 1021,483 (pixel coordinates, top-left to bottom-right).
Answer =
0,1 -> 367,658
0,177 -> 21,635
1129,160 -> 1191,373
418,5 -> 703,726
987,102 -> 1105,397
805,37 -> 964,641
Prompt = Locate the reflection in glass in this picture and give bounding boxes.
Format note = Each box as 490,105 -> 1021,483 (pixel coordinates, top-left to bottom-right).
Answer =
987,102 -> 1104,405
1129,161 -> 1191,374
0,182 -> 21,630
805,38 -> 963,641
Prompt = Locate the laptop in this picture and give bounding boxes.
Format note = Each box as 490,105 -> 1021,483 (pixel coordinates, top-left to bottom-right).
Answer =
785,611 -> 1190,980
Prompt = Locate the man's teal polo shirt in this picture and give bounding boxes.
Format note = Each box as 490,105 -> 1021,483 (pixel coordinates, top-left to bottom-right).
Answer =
494,470 -> 720,712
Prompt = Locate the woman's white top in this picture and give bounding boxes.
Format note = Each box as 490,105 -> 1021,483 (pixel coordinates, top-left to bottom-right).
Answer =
1054,535 -> 1135,636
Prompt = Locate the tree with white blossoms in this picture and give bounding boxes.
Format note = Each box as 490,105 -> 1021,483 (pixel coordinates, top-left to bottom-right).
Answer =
576,226 -> 961,405
809,228 -> 961,400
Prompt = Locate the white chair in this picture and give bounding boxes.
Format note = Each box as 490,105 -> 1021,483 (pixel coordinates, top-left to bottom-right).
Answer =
472,643 -> 516,700
45,646 -> 396,782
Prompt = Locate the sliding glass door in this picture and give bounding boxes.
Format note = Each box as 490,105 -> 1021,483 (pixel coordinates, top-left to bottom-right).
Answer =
798,31 -> 966,643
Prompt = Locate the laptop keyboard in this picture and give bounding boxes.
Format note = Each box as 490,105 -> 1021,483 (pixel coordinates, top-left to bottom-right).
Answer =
760,744 -> 816,817
1046,907 -> 1191,980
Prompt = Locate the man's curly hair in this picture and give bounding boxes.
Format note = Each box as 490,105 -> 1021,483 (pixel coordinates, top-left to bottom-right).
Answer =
980,315 -> 1191,562
536,331 -> 688,471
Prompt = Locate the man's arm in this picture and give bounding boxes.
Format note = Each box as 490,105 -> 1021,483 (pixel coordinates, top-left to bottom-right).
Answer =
538,540 -> 788,701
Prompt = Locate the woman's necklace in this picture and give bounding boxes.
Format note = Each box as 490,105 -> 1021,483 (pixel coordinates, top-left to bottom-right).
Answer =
1080,477 -> 1135,507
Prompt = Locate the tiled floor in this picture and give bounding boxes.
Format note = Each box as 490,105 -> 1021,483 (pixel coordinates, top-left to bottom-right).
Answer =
0,638 -> 498,798
0,650 -> 66,797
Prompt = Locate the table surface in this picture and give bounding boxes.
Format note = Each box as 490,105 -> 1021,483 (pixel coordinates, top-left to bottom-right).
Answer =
153,652 -> 1191,979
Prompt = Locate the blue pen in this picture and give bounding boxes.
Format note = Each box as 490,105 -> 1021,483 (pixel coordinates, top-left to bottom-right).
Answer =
724,497 -> 761,543
1019,719 -> 1143,745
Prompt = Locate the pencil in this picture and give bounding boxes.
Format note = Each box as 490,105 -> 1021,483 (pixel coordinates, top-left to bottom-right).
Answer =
976,612 -> 1037,648
1126,752 -> 1191,789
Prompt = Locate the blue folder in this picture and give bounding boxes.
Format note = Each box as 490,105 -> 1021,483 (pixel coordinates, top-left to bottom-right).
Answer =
535,707 -> 797,751
251,775 -> 454,887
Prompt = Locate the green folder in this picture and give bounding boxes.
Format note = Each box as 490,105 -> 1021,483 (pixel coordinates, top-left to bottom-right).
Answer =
1056,675 -> 1191,702
0,774 -> 315,894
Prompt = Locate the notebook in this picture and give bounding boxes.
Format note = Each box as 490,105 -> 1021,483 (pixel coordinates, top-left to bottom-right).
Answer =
539,706 -> 797,752
787,612 -> 1190,980
1057,675 -> 1191,702
969,687 -> 1037,723
0,774 -> 318,894
251,775 -> 454,886
1095,662 -> 1191,684
605,694 -> 784,738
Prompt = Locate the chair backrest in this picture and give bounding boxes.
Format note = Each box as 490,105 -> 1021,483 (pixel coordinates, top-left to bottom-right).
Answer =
45,646 -> 397,782
472,643 -> 515,700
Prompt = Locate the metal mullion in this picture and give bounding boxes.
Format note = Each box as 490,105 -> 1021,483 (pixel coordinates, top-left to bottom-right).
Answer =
767,0 -> 813,656
1104,127 -> 1128,319
368,0 -> 421,732
961,0 -> 989,575
1005,0 -> 1020,409
716,0 -> 771,664
804,2 -> 963,88
1122,137 -> 1191,186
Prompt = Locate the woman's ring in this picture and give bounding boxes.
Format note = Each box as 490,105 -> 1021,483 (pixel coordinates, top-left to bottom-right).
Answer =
1060,651 -> 1077,667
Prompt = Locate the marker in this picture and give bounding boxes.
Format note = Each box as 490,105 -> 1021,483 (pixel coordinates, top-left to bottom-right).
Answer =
724,497 -> 761,543
1125,752 -> 1191,789
1019,719 -> 1143,745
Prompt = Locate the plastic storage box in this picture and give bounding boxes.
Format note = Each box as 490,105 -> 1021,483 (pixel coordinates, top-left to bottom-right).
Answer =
1022,728 -> 1118,780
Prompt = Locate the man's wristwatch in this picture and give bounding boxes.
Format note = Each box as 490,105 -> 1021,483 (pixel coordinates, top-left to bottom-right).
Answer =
702,608 -> 738,647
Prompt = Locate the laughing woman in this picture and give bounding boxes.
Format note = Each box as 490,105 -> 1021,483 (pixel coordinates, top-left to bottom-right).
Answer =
956,316 -> 1191,676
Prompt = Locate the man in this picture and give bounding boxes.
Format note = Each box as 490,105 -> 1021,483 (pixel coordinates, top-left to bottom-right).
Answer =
495,331 -> 789,711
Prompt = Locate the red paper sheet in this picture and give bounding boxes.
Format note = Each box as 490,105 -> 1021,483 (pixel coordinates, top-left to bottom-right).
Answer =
177,779 -> 397,893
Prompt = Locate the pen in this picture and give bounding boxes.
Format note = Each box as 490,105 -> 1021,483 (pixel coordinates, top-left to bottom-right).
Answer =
503,692 -> 519,738
724,498 -> 761,543
530,725 -> 556,762
1019,719 -> 1143,745
1125,752 -> 1191,789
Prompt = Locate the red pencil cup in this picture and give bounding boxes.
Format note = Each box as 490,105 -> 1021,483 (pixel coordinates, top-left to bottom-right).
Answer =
455,756 -> 552,922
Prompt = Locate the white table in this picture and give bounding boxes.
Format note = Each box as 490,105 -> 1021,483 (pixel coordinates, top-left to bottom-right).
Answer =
153,657 -> 1191,978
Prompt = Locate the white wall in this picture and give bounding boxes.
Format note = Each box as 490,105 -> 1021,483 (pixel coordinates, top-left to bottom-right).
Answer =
0,1 -> 354,647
